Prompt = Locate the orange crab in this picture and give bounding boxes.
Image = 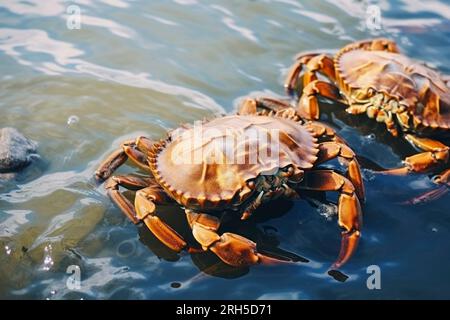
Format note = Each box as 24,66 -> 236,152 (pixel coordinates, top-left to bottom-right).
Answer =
95,104 -> 364,269
284,38 -> 450,199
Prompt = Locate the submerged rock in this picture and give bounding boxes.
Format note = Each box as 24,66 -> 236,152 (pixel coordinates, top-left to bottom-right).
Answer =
0,127 -> 38,173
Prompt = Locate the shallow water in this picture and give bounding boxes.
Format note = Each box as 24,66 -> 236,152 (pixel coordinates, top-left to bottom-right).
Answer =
0,0 -> 450,299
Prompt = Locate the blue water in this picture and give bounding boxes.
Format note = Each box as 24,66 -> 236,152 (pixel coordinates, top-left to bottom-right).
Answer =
0,0 -> 449,299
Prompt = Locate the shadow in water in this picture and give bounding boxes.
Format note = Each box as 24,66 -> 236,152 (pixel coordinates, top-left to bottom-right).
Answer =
137,198 -> 310,279
0,156 -> 49,193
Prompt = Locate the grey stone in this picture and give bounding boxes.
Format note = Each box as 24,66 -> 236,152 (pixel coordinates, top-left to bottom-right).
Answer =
0,127 -> 38,172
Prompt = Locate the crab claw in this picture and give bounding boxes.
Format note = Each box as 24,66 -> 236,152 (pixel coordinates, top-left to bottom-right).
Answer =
209,233 -> 259,267
186,211 -> 296,268
209,233 -> 294,267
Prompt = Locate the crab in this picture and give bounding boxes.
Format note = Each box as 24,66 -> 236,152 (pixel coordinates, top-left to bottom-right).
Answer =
284,38 -> 450,200
95,102 -> 365,269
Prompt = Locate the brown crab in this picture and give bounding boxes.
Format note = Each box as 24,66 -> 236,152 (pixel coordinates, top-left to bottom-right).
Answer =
284,38 -> 450,199
95,103 -> 364,269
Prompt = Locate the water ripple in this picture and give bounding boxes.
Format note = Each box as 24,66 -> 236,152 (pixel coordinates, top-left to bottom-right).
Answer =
222,17 -> 259,43
1,0 -> 450,300
0,170 -> 90,203
0,28 -> 224,113
100,0 -> 129,9
144,14 -> 180,27
0,210 -> 32,237
401,0 -> 450,20
0,0 -> 65,16
73,14 -> 135,39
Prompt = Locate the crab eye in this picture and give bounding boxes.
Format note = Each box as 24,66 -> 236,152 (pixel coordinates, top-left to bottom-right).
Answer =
247,180 -> 256,189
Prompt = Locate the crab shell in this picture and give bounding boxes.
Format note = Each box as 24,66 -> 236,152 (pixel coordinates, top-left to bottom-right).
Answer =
335,49 -> 450,135
148,115 -> 319,211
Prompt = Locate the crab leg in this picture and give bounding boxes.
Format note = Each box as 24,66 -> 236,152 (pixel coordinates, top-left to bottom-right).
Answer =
105,175 -> 159,222
97,138 -> 187,250
284,53 -> 338,121
297,170 -> 362,269
298,80 -> 344,120
135,186 -> 187,252
380,135 -> 449,203
303,54 -> 336,84
383,134 -> 449,175
284,53 -> 336,95
238,97 -> 303,123
304,121 -> 346,144
104,175 -> 185,251
238,97 -> 293,115
95,137 -> 156,182
95,148 -> 129,181
104,175 -> 147,223
185,210 -> 293,267
315,142 -> 365,201
305,121 -> 365,201
285,52 -> 321,95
